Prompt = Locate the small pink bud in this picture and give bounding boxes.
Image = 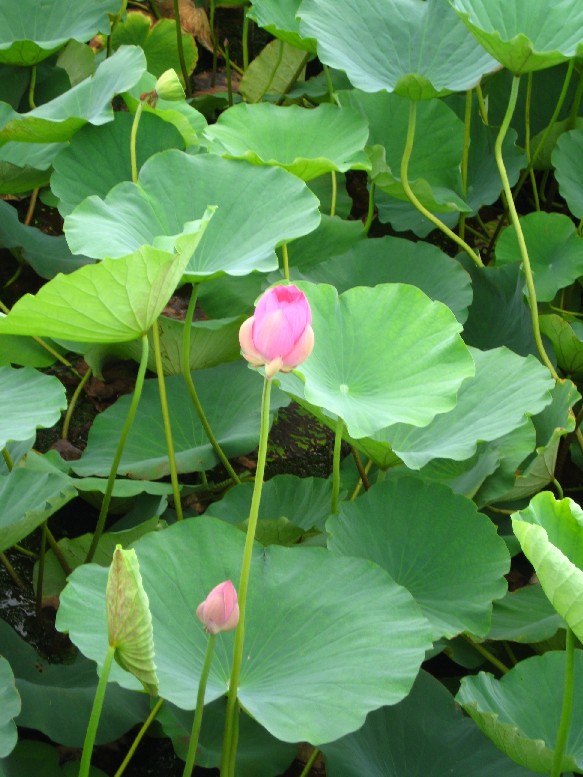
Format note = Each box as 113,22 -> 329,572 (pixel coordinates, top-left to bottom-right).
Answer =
196,580 -> 239,635
239,285 -> 314,378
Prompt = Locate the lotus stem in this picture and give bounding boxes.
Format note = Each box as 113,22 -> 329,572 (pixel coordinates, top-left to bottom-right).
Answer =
79,644 -> 116,777
85,334 -> 149,563
298,748 -> 320,777
551,627 -> 575,777
459,89 -> 472,242
62,367 -> 92,440
182,285 -> 240,485
363,181 -> 375,234
331,417 -> 344,513
221,377 -> 272,776
182,634 -> 216,777
114,698 -> 164,777
130,100 -> 144,184
152,319 -> 183,520
493,75 -> 559,381
2,447 -> 13,471
330,170 -> 337,217
281,242 -> 290,281
173,0 -> 192,96
242,8 -> 250,71
400,100 -> 483,268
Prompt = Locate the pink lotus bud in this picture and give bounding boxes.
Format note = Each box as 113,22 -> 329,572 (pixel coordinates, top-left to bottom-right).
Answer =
239,285 -> 314,378
196,580 -> 239,635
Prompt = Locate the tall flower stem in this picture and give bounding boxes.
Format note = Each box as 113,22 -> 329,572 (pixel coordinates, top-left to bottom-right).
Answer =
152,320 -> 183,520
85,335 -> 149,563
182,285 -> 240,485
173,0 -> 192,96
281,243 -> 290,281
400,100 -> 483,268
493,75 -> 558,381
458,88 -> 473,242
331,417 -> 344,513
79,644 -> 116,777
551,627 -> 575,777
183,634 -> 216,777
130,101 -> 145,184
221,377 -> 272,776
330,170 -> 337,217
62,367 -> 92,440
114,698 -> 164,777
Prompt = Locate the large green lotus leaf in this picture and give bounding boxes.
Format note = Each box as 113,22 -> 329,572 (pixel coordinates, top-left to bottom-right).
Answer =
248,0 -> 317,52
451,0 -> 583,74
370,347 -> 554,469
73,362 -> 290,478
206,474 -> 332,533
300,235 -> 472,324
487,584 -> 564,644
0,621 -> 148,748
112,14 -> 197,79
51,112 -> 184,217
0,367 -> 66,447
497,381 -> 580,504
159,697 -> 297,776
328,478 -> 509,640
282,283 -> 474,440
0,469 -> 76,552
512,492 -> 583,642
95,313 -> 244,376
338,89 -> 468,213
0,657 -> 19,758
239,39 -> 309,104
460,259 -> 539,357
0,740 -> 107,777
57,517 -> 432,744
539,315 -> 583,380
457,651 -> 583,772
65,150 -> 320,281
552,128 -> 583,219
298,0 -> 498,99
0,208 -> 213,343
0,0 -> 119,66
0,200 -> 91,279
0,140 -> 66,172
322,670 -> 535,777
204,102 -> 370,181
496,213 -> 583,303
0,46 -> 146,145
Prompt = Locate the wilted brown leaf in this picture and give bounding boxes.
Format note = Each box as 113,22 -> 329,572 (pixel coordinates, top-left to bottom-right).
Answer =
158,0 -> 213,51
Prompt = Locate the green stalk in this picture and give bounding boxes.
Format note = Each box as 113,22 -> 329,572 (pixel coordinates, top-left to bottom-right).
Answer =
524,73 -> 540,211
513,60 -> 574,200
2,447 -> 13,471
183,635 -> 216,777
85,335 -> 149,563
475,84 -> 488,124
462,634 -> 509,675
567,66 -> 583,128
79,644 -> 116,777
323,64 -> 335,103
551,627 -> 575,777
210,0 -> 217,87
173,0 -> 192,96
62,367 -> 92,440
221,378 -> 272,776
108,0 -> 128,57
114,698 -> 164,777
331,417 -> 344,514
35,523 -> 47,617
152,320 -> 183,521
182,285 -> 240,485
28,64 -> 37,109
494,75 -> 559,380
0,552 -> 26,590
400,100 -> 483,268
330,170 -> 337,217
224,39 -> 233,107
281,243 -> 290,281
298,748 -> 320,777
363,181 -> 375,234
241,7 -> 250,71
45,526 -> 72,575
130,101 -> 145,184
458,89 -> 473,242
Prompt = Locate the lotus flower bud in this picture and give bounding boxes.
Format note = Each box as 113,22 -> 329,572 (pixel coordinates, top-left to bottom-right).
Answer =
154,68 -> 186,101
196,580 -> 239,635
239,284 -> 314,379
